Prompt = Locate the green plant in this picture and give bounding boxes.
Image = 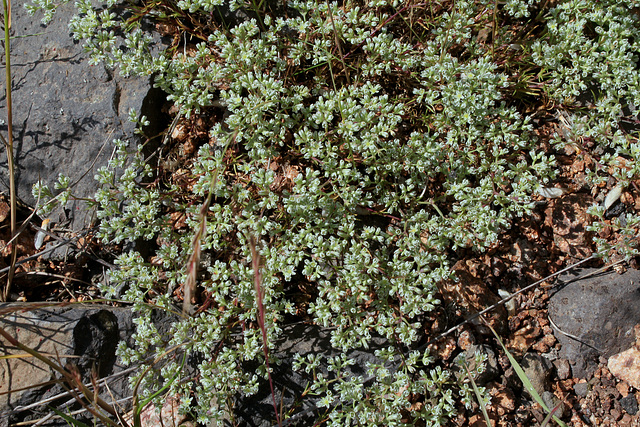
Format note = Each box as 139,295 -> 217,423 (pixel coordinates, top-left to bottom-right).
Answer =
460,355 -> 491,427
23,0 -> 640,425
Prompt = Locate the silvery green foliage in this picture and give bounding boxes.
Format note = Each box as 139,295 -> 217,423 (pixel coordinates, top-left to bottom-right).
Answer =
25,0 -> 639,423
587,205 -> 640,261
503,0 -> 539,18
25,0 -> 71,24
31,174 -> 75,219
531,0 -> 640,258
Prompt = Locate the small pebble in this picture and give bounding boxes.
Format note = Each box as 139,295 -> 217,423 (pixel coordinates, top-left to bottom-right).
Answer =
574,382 -> 590,397
553,359 -> 571,380
620,394 -> 639,415
616,380 -> 629,397
457,329 -> 475,350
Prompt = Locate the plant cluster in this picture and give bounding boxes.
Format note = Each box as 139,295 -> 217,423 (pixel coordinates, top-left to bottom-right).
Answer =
25,0 -> 640,425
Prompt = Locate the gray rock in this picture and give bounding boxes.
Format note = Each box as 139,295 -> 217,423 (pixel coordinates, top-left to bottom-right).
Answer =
520,353 -> 552,398
0,2 -> 169,231
573,382 -> 590,397
463,343 -> 500,384
542,390 -> 564,419
553,358 -> 571,380
548,267 -> 640,378
620,394 -> 639,415
0,304 -> 135,426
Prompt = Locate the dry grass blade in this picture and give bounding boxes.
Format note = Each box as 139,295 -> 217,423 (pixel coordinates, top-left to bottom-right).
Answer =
0,301 -> 72,316
1,365 -> 139,421
0,324 -> 130,426
0,352 -> 78,362
182,198 -> 206,315
0,377 -> 60,398
56,364 -> 119,427
182,130 -> 235,315
541,402 -> 564,427
249,235 -> 282,427
1,0 -> 17,303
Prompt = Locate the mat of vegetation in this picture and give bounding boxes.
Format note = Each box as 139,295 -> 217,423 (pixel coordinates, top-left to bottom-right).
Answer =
11,0 -> 640,425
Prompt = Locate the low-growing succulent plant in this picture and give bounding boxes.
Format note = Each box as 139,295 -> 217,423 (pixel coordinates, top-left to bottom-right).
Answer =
25,0 -> 640,424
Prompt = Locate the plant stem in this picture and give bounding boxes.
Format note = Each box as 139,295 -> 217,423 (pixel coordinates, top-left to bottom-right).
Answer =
250,236 -> 281,427
2,0 -> 17,302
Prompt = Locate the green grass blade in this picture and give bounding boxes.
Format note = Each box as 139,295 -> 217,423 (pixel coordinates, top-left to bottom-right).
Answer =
488,324 -> 567,427
49,406 -> 92,427
463,361 -> 492,426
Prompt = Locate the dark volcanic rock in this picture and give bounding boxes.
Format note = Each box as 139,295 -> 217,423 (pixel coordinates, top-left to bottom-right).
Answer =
0,2 -> 169,230
72,309 -> 120,378
0,304 -> 135,426
548,267 -> 640,378
620,394 -> 639,415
